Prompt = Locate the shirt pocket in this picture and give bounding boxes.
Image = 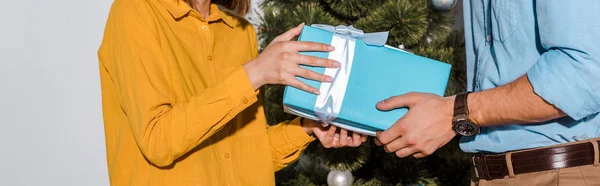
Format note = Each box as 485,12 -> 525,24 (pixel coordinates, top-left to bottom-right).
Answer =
491,0 -> 518,42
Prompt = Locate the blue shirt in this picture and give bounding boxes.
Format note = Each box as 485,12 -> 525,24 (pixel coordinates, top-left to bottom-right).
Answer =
461,0 -> 600,153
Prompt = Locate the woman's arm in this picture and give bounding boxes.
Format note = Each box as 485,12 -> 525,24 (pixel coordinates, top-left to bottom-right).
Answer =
101,1 -> 259,167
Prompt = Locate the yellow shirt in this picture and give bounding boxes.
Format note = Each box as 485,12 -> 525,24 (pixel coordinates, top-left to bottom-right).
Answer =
98,0 -> 314,185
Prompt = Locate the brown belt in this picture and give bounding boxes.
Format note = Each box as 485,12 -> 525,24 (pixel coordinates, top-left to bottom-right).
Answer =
472,139 -> 600,180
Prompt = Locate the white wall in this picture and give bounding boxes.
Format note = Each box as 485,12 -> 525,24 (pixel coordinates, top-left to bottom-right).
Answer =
0,0 -> 270,185
0,1 -> 111,185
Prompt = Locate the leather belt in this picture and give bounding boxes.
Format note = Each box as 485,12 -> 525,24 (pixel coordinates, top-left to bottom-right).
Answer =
472,139 -> 600,180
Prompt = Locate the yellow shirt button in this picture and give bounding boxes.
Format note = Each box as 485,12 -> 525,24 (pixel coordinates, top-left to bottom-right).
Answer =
242,98 -> 249,104
207,55 -> 212,61
202,25 -> 208,30
224,153 -> 230,158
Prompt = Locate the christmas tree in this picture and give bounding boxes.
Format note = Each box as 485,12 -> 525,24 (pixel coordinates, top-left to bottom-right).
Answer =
256,0 -> 471,185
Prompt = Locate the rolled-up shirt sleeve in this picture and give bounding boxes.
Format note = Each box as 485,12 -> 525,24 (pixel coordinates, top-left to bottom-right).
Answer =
527,0 -> 600,120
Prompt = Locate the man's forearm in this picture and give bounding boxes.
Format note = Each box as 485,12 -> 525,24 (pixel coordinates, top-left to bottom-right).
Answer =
468,75 -> 566,127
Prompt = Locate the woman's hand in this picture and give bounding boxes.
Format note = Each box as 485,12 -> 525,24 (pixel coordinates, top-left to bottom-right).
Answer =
302,119 -> 368,148
243,23 -> 341,94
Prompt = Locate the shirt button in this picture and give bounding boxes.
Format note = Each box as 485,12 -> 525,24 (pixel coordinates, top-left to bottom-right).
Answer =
207,55 -> 212,61
202,25 -> 208,30
242,98 -> 249,104
486,35 -> 492,42
224,153 -> 230,158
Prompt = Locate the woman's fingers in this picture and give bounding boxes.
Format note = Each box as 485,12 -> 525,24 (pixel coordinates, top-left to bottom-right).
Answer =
271,24 -> 336,53
286,78 -> 320,94
314,125 -> 370,148
294,54 -> 340,68
339,129 -> 348,147
319,125 -> 338,148
281,54 -> 343,93
351,132 -> 362,147
286,41 -> 335,52
283,52 -> 342,84
328,125 -> 339,148
273,23 -> 305,42
290,66 -> 333,83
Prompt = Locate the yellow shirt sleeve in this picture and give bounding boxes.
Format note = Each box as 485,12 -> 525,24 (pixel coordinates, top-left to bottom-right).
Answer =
100,1 -> 258,167
267,117 -> 315,171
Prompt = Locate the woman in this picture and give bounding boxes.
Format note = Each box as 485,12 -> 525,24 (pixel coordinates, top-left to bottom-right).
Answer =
98,0 -> 366,185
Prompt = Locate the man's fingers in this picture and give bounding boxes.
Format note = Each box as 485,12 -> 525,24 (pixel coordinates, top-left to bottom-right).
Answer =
383,136 -> 409,153
376,92 -> 421,111
412,153 -> 427,159
273,23 -> 304,42
374,139 -> 384,146
376,120 -> 407,145
395,147 -> 418,158
374,134 -> 383,146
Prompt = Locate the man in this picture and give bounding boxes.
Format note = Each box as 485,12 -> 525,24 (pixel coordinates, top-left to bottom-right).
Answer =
375,0 -> 600,185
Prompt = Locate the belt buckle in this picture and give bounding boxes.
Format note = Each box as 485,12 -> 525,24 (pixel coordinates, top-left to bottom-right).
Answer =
472,154 -> 492,180
471,154 -> 481,179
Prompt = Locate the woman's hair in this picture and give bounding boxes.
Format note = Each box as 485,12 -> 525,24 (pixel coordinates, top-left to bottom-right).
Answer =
212,0 -> 251,16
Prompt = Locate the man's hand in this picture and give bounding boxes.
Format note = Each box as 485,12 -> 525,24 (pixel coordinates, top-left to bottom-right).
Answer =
374,92 -> 456,158
302,119 -> 368,148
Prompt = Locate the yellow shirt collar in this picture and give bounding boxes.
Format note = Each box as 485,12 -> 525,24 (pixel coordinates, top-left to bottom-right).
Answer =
159,1 -> 234,28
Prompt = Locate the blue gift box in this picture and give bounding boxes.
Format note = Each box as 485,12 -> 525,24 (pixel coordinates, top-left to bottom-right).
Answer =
282,25 -> 451,136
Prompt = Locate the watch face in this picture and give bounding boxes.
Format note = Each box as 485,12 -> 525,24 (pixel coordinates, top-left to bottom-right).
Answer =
454,121 -> 480,136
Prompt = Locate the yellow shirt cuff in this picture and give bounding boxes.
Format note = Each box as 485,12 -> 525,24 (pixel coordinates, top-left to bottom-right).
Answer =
284,117 -> 315,147
223,66 -> 259,115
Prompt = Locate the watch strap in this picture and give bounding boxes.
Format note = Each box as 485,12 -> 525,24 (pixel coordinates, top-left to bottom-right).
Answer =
454,92 -> 471,116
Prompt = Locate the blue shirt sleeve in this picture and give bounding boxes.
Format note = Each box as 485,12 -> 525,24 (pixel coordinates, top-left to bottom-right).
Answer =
527,0 -> 600,120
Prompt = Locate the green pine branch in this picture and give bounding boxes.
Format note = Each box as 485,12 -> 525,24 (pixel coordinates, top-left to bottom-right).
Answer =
354,0 -> 429,47
323,0 -> 386,20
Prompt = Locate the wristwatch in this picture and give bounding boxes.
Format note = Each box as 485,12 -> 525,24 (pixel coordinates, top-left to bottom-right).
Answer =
452,92 -> 480,136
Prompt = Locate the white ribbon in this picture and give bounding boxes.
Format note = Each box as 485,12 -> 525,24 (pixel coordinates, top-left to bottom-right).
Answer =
313,34 -> 355,125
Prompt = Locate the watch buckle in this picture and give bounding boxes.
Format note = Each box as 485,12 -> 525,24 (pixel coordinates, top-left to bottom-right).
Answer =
453,114 -> 468,122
